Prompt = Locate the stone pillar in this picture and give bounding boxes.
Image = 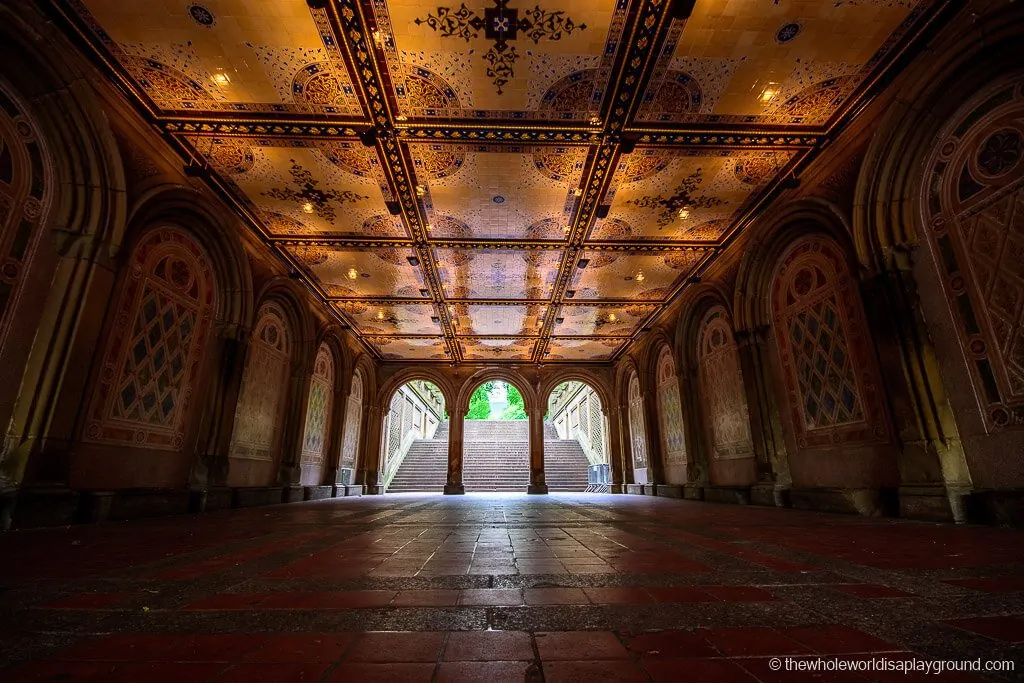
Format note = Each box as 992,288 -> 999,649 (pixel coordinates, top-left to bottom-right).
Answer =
445,408 -> 465,495
324,369 -> 350,488
735,325 -> 791,505
640,380 -> 665,488
277,361 -> 313,490
527,409 -> 548,494
617,401 -> 636,487
605,406 -> 624,494
358,405 -> 384,494
679,365 -> 707,499
190,326 -> 249,491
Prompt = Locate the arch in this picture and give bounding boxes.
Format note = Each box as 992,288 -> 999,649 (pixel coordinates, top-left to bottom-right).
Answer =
697,305 -> 755,463
853,3 -> 1024,271
770,235 -> 890,450
674,282 -> 735,373
299,342 -> 335,485
253,277 -> 314,358
734,199 -> 854,333
655,344 -> 687,473
918,74 -> 1024,431
455,367 -> 537,417
227,301 -> 292,486
539,368 -> 613,416
377,367 -> 456,417
127,187 -> 253,330
545,375 -> 610,467
81,227 -> 216,452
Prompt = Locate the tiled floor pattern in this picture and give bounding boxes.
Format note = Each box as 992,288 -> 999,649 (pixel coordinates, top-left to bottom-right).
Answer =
1,493 -> 1022,681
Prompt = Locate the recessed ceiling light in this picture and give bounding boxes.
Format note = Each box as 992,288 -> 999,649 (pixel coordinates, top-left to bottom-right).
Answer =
346,268 -> 358,280
635,271 -> 646,283
677,207 -> 690,220
376,310 -> 385,320
210,72 -> 231,87
608,313 -> 617,322
759,82 -> 781,104
573,188 -> 583,197
302,202 -> 315,214
416,185 -> 426,196
395,114 -> 408,122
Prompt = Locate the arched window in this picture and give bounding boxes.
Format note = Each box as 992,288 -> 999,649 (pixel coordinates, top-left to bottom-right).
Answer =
0,83 -> 46,353
84,228 -> 215,450
923,78 -> 1024,429
340,370 -> 363,480
698,307 -> 753,459
656,346 -> 686,464
229,303 -> 290,465
627,372 -> 648,477
300,343 -> 335,484
771,237 -> 887,449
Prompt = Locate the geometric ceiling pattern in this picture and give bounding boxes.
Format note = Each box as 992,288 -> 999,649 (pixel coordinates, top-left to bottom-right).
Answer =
55,0 -> 941,362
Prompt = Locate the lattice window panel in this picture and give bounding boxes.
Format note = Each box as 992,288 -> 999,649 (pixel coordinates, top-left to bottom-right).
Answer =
387,391 -> 403,457
788,295 -> 863,428
402,396 -> 415,437
589,396 -> 604,459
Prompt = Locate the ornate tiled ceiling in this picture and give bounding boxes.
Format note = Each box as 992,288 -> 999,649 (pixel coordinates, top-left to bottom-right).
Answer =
54,0 -> 944,362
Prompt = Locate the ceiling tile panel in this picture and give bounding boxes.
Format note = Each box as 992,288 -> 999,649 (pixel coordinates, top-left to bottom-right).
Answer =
434,249 -> 563,300
553,303 -> 659,337
369,0 -> 628,120
336,302 -> 442,336
287,245 -> 427,298
74,0 -> 360,114
459,337 -> 537,361
546,337 -> 625,361
367,336 -> 449,360
570,250 -> 705,301
412,143 -> 587,240
638,0 -> 932,125
591,148 -> 796,242
193,138 -> 407,238
455,304 -> 546,337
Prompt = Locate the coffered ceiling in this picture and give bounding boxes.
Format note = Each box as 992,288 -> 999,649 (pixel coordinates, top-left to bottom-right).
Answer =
53,0 -> 945,363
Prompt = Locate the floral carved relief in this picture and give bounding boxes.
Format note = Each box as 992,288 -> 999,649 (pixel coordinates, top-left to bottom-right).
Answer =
656,347 -> 687,464
698,308 -> 753,460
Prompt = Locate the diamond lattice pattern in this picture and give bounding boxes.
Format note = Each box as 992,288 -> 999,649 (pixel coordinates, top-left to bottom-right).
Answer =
113,285 -> 196,426
788,295 -> 863,429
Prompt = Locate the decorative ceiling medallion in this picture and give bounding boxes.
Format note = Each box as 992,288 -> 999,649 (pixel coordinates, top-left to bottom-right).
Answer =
261,160 -> 368,222
415,0 -> 587,94
775,22 -> 801,44
186,4 -> 215,27
626,169 -> 726,227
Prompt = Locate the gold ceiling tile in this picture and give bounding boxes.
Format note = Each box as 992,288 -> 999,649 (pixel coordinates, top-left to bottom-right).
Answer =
570,250 -> 704,301
335,301 -> 442,336
433,248 -> 563,300
455,303 -> 546,336
366,336 -> 449,360
287,245 -> 426,298
75,0 -> 361,114
545,337 -> 624,361
554,303 -> 659,337
459,337 -> 537,361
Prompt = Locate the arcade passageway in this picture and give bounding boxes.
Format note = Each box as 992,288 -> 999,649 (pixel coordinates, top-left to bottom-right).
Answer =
1,494 -> 1022,682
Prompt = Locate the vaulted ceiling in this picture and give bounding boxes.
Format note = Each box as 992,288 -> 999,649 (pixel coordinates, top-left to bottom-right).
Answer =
53,0 -> 942,363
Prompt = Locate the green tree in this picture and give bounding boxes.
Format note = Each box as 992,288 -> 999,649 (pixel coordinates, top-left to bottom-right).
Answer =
501,384 -> 527,420
466,381 -> 494,420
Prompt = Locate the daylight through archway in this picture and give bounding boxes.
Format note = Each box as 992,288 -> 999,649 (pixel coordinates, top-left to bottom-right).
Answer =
380,380 -> 448,493
461,380 -> 531,492
547,381 -> 609,492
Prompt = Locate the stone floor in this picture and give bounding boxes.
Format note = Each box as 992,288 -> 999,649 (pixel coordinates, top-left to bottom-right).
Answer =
1,493 -> 1023,682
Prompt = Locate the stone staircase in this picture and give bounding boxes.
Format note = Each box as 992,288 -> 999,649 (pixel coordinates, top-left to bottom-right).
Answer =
386,420 -> 590,493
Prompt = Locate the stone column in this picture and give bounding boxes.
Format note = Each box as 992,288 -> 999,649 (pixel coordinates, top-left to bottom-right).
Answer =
358,405 -> 384,494
444,408 -> 465,495
640,382 -> 665,489
617,401 -> 636,488
189,326 -> 248,493
277,362 -> 313,497
527,409 -> 548,494
735,325 -> 792,505
324,371 -> 350,488
604,406 -> 624,494
679,365 -> 708,499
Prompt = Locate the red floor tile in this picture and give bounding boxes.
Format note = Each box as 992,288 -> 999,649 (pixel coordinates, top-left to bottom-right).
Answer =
391,589 -> 461,607
698,627 -> 812,657
945,615 -> 1024,643
702,585 -> 779,602
738,656 -> 868,683
828,584 -> 914,598
524,587 -> 589,605
240,634 -> 355,662
943,577 -> 1024,593
182,594 -> 273,611
582,587 -> 655,604
435,661 -> 534,683
642,657 -> 757,683
443,631 -> 534,661
621,629 -> 719,658
534,631 -> 630,661
213,663 -> 328,682
646,587 -> 716,603
346,631 -> 447,663
542,660 -> 648,683
782,625 -> 900,654
38,593 -> 132,609
325,662 -> 435,682
457,588 -> 524,606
